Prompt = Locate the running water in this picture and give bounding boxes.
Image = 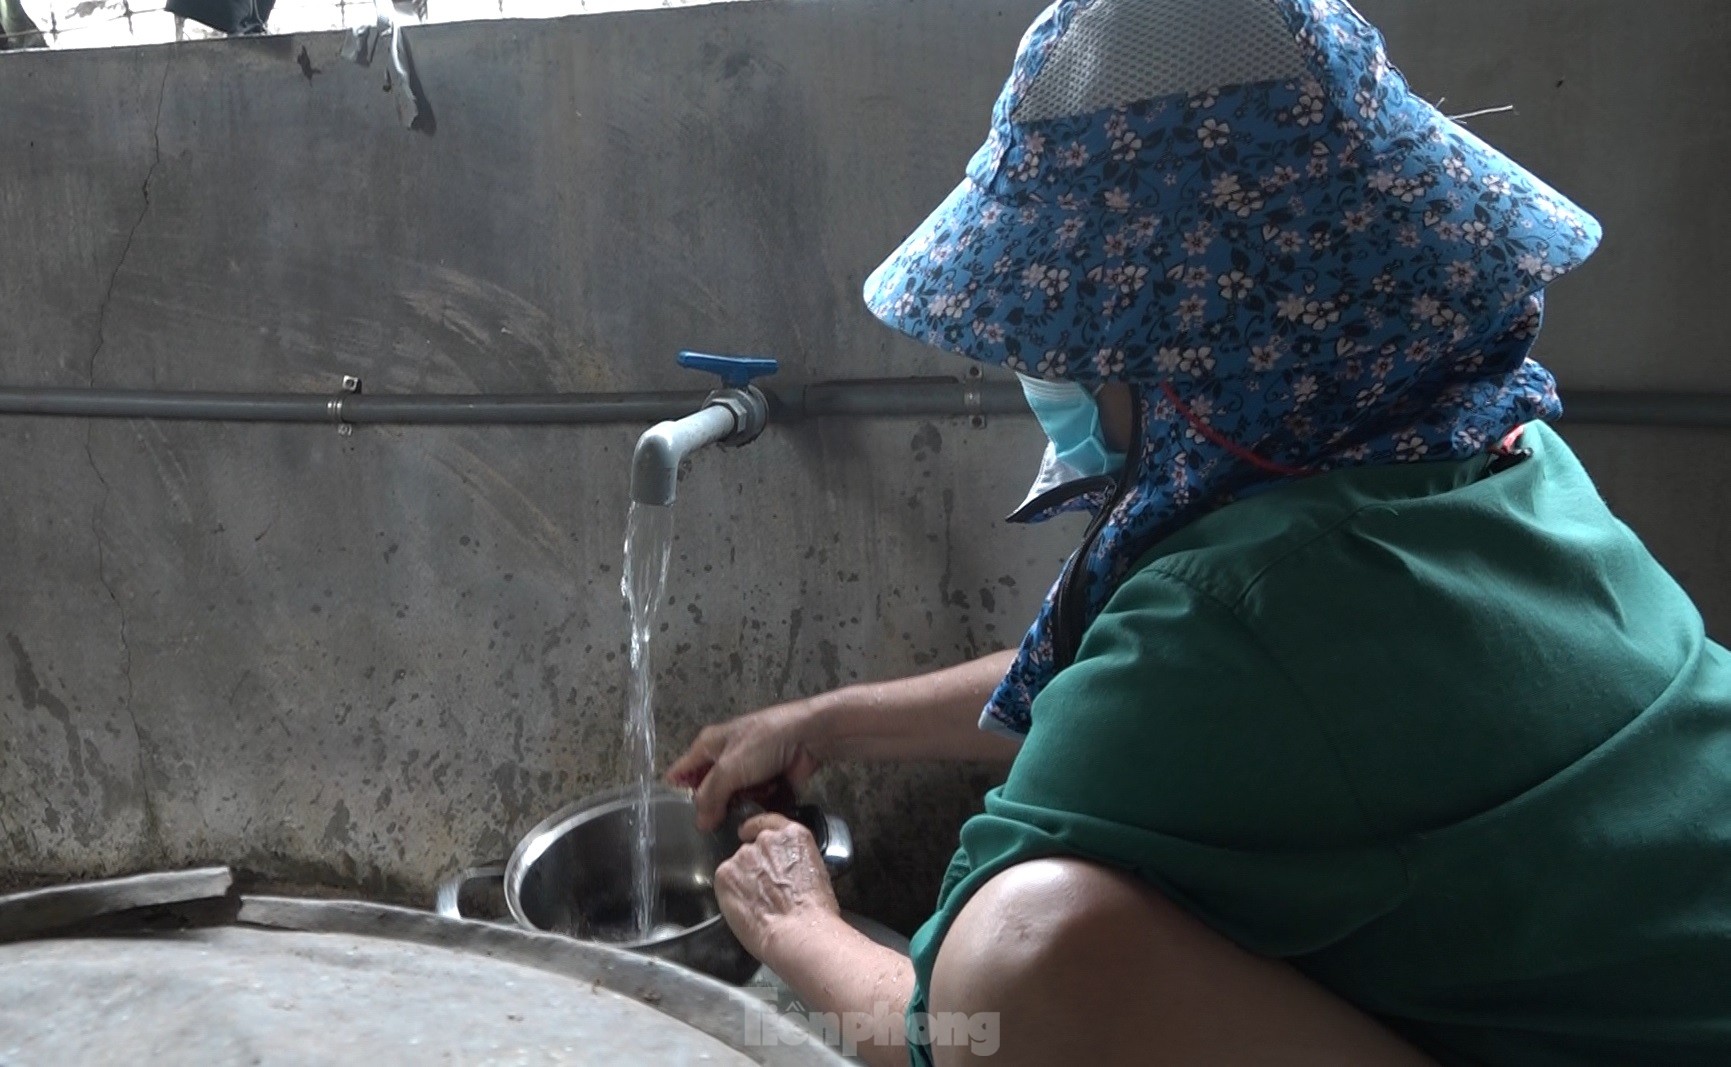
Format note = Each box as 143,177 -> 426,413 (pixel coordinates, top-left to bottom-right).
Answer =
621,501 -> 676,941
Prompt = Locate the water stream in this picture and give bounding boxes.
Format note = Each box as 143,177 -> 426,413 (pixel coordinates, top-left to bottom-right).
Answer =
620,501 -> 676,941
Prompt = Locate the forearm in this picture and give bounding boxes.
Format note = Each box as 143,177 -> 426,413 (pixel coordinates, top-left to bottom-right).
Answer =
811,650 -> 1021,764
765,913 -> 916,1067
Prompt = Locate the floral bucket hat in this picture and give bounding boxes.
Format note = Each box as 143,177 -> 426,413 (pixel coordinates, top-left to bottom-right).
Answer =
864,0 -> 1603,736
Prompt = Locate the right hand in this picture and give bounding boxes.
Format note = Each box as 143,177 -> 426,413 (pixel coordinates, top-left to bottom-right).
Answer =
665,700 -> 827,830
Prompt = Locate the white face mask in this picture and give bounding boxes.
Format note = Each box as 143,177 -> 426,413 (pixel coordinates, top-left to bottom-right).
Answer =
1017,374 -> 1126,508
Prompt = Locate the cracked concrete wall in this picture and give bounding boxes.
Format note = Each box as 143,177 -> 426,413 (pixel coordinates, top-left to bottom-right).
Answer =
0,0 -> 1728,936
0,0 -> 1073,935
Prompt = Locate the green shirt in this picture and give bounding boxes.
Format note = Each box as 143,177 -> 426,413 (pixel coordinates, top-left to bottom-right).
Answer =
909,422 -> 1731,1065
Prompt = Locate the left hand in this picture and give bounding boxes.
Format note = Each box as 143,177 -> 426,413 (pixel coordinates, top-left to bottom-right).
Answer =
714,813 -> 841,962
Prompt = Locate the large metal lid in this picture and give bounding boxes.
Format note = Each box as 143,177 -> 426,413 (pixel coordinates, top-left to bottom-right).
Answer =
0,869 -> 846,1065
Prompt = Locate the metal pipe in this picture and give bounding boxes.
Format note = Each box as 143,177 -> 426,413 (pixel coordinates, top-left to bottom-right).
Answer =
1557,392 -> 1731,429
0,387 -> 715,425
778,380 -> 1029,419
0,383 -> 1023,425
1,383 -> 1727,429
0,381 -> 1032,426
631,403 -> 740,507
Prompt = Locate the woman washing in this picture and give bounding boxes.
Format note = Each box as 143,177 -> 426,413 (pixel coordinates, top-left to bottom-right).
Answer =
671,1 -> 1731,1063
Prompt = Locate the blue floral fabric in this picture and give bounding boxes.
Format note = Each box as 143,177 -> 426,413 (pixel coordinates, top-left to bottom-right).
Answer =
864,0 -> 1603,736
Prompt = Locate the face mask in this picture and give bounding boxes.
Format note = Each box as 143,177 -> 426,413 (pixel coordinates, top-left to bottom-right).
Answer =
1017,374 -> 1126,501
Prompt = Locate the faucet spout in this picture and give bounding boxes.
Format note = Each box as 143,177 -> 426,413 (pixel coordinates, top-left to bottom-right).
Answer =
631,353 -> 778,506
630,384 -> 770,506
631,404 -> 738,507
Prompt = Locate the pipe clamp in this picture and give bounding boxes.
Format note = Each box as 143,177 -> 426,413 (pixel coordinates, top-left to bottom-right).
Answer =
331,375 -> 362,436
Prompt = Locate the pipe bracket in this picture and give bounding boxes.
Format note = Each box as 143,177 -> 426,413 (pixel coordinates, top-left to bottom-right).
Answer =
331,375 -> 362,436
964,366 -> 987,428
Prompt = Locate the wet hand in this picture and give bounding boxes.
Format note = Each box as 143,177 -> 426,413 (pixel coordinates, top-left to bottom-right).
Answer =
714,813 -> 841,962
665,702 -> 825,831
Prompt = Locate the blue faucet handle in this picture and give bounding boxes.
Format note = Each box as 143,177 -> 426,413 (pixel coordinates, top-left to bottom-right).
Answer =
676,351 -> 780,389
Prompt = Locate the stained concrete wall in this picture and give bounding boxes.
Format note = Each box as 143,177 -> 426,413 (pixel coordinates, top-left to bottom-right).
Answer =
0,0 -> 1727,935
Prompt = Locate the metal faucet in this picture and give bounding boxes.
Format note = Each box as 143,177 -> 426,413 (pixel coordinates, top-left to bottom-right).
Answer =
630,352 -> 780,506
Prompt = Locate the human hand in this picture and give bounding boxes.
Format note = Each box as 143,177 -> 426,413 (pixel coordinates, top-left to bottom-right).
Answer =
665,701 -> 826,830
713,813 -> 842,962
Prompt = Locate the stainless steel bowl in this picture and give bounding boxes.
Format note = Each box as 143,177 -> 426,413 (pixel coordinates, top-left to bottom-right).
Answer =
439,784 -> 851,985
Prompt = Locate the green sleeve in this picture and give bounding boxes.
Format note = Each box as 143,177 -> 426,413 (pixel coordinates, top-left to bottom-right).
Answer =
904,567 -> 1409,1064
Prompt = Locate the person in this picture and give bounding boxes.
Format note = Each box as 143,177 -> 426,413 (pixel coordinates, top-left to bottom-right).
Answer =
670,1 -> 1731,1063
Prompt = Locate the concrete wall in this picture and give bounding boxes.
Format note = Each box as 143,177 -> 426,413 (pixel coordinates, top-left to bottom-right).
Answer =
0,0 -> 1727,935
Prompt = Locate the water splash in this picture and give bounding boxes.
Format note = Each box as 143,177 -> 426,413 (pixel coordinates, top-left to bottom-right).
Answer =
621,501 -> 675,940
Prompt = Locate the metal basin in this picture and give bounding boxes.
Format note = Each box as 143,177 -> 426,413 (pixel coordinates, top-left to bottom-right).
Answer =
0,868 -> 847,1065
441,784 -> 851,986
